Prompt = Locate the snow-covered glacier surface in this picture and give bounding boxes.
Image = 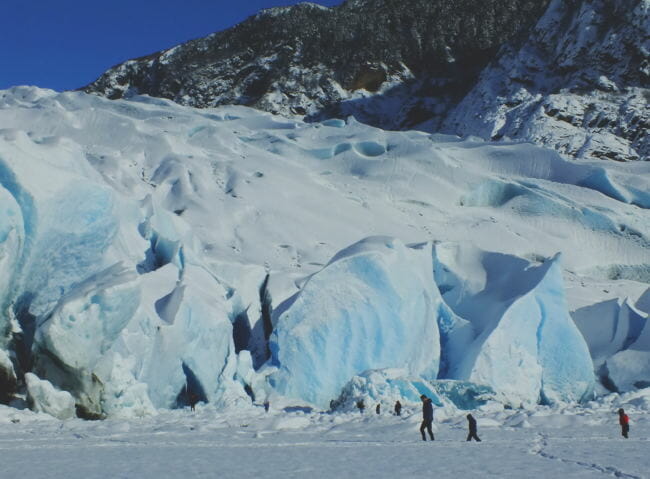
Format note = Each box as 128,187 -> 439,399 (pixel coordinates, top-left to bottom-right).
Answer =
0,87 -> 648,417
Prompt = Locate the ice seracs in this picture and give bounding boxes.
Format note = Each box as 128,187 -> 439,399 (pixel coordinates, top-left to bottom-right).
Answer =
270,238 -> 595,408
574,298 -> 650,393
0,87 -> 646,417
434,244 -> 595,406
269,238 -> 442,408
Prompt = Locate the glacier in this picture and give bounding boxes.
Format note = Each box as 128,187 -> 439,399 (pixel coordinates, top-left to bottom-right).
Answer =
269,237 -> 442,408
270,240 -> 595,408
434,244 -> 594,405
333,368 -> 496,412
0,87 -> 647,418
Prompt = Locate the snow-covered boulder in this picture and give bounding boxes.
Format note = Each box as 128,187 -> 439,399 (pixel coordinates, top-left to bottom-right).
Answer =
269,237 -> 442,408
25,372 -> 76,420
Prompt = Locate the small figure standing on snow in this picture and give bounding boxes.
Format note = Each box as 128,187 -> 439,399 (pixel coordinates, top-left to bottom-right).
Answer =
189,392 -> 199,412
466,413 -> 481,442
376,404 -> 381,415
394,400 -> 402,416
420,395 -> 434,441
618,408 -> 630,438
264,400 -> 270,413
356,400 -> 365,414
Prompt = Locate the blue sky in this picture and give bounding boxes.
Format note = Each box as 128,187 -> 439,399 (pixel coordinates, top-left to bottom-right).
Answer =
1,0 -> 343,91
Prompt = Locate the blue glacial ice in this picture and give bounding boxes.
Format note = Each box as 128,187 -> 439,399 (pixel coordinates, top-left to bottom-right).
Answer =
270,238 -> 595,408
574,299 -> 647,370
269,237 -> 442,408
600,302 -> 650,392
0,89 -> 639,417
0,144 -> 241,417
434,244 -> 595,406
333,368 -> 496,411
333,369 -> 445,411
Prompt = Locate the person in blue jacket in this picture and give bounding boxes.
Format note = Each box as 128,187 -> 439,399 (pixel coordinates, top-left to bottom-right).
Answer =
420,395 -> 434,441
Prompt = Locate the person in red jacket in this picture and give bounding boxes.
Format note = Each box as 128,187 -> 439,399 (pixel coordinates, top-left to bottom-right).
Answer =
618,408 -> 630,438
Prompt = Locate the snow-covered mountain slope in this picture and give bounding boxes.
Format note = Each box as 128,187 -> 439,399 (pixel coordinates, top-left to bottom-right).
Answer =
0,86 -> 648,417
83,0 -> 648,162
443,0 -> 650,162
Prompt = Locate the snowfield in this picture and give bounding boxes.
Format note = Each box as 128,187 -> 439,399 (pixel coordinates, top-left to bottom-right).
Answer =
0,85 -> 648,476
1,392 -> 650,479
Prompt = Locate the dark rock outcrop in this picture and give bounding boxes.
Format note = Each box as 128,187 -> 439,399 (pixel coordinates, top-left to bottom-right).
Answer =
84,0 -> 648,161
84,1 -> 548,125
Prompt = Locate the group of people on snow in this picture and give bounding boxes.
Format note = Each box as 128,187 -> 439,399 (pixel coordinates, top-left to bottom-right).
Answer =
355,394 -> 482,441
418,394 -> 479,442
351,395 -> 632,442
188,387 -> 632,442
417,395 -> 632,443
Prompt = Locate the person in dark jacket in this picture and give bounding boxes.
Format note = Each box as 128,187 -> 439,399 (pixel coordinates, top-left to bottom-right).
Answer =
376,404 -> 381,415
618,408 -> 630,438
420,395 -> 434,441
394,400 -> 402,416
189,392 -> 199,412
466,413 -> 481,442
357,399 -> 365,414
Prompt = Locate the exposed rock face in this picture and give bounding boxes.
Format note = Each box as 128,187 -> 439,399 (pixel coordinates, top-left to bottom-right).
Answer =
443,0 -> 650,162
83,0 -> 549,128
84,0 -> 648,161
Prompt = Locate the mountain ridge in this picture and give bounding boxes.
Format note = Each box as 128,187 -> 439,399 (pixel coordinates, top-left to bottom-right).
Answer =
83,0 -> 649,161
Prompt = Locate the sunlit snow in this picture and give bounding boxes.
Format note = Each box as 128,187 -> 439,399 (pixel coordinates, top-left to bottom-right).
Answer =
0,87 -> 648,430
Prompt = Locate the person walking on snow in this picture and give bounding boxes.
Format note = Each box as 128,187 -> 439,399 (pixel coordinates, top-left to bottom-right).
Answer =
618,408 -> 630,438
466,413 -> 481,442
420,395 -> 434,441
394,400 -> 402,416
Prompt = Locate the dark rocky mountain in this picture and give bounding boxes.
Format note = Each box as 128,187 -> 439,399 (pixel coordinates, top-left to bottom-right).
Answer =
444,0 -> 650,161
84,0 -> 648,161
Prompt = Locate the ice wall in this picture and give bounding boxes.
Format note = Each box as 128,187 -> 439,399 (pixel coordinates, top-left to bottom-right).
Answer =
270,238 -> 595,408
0,129 -> 241,417
573,298 -> 650,392
0,88 -> 644,416
574,299 -> 646,369
269,237 -> 442,408
434,244 -> 595,406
